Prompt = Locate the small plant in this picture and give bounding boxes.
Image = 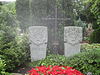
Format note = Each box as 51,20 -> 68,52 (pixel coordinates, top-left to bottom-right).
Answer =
28,65 -> 84,75
83,37 -> 90,43
29,54 -> 67,67
0,56 -> 11,75
81,43 -> 100,52
0,58 -> 6,74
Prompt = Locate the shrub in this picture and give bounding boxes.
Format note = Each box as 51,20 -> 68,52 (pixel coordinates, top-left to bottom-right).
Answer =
81,43 -> 100,52
0,55 -> 11,75
29,54 -> 67,67
0,57 -> 6,74
90,28 -> 100,43
65,49 -> 100,75
0,33 -> 30,71
0,4 -> 30,71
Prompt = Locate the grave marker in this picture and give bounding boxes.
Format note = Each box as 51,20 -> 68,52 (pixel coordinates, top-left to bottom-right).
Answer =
29,26 -> 48,61
64,26 -> 82,57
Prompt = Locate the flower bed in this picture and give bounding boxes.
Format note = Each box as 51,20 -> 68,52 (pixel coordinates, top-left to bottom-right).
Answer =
28,65 -> 84,75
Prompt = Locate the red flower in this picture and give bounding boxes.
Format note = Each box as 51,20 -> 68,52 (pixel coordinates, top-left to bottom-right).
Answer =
28,65 -> 84,75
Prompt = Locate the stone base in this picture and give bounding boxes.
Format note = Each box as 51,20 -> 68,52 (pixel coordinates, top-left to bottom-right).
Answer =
30,44 -> 47,61
64,43 -> 80,57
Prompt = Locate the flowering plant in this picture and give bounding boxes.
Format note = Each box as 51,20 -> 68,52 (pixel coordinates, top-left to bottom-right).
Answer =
28,65 -> 84,75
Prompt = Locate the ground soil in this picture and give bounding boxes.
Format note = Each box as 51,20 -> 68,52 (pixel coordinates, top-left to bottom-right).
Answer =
13,63 -> 33,75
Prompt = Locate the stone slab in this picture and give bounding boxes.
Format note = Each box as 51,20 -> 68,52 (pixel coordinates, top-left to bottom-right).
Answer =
64,26 -> 82,57
29,26 -> 48,61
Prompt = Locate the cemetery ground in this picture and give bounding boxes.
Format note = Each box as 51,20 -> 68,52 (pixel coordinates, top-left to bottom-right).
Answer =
3,43 -> 100,75
0,0 -> 100,75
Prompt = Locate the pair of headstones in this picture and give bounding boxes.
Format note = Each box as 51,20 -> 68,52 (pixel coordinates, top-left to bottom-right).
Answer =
29,26 -> 82,61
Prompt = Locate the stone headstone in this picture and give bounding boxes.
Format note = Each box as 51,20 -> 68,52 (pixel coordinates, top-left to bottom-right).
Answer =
29,26 -> 48,61
64,26 -> 82,57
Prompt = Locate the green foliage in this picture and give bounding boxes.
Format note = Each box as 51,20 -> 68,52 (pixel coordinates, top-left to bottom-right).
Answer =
29,54 -> 67,67
1,2 -> 16,14
90,0 -> 100,26
65,49 -> 100,75
30,49 -> 100,75
90,28 -> 100,43
0,3 -> 30,72
0,2 -> 17,27
79,0 -> 100,29
0,31 -> 30,71
0,57 -> 6,74
0,56 -> 12,75
81,43 -> 100,52
83,37 -> 90,42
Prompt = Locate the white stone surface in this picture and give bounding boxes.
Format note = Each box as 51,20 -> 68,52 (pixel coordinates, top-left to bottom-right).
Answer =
29,26 -> 48,61
64,26 -> 82,57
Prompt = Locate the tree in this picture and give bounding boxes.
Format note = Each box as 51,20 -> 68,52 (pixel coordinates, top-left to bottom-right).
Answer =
0,3 -> 30,71
77,0 -> 100,29
90,0 -> 100,29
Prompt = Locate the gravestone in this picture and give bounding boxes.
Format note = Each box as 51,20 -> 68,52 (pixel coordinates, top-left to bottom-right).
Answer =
29,26 -> 48,61
64,26 -> 82,57
30,0 -> 73,55
16,0 -> 74,55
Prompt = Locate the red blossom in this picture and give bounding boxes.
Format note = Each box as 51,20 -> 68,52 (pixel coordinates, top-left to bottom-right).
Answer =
28,65 -> 84,75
